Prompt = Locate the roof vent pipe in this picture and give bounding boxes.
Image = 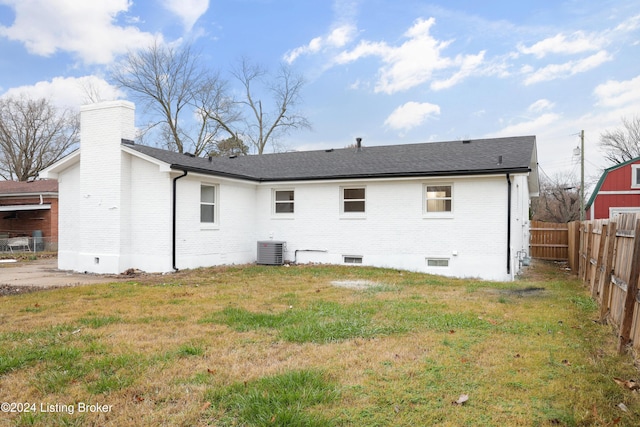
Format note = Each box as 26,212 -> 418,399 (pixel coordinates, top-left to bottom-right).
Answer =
356,137 -> 362,152
498,155 -> 503,165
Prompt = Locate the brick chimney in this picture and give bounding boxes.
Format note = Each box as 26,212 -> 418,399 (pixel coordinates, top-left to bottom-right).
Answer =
77,101 -> 135,273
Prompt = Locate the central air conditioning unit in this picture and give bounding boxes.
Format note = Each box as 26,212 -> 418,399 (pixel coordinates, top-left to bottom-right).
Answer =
257,241 -> 285,265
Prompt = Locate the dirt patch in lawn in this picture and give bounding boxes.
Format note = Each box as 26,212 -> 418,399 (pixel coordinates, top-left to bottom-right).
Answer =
501,286 -> 546,297
331,280 -> 378,289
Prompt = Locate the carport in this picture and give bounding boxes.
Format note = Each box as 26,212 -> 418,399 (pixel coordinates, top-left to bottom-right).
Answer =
0,180 -> 58,252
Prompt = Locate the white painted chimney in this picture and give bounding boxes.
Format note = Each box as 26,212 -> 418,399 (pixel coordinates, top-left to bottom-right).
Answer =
77,101 -> 135,273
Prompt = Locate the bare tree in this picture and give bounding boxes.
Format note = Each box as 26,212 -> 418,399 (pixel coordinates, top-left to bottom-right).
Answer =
531,172 -> 581,223
599,115 -> 640,164
111,40 -> 238,156
230,58 -> 311,154
0,96 -> 79,181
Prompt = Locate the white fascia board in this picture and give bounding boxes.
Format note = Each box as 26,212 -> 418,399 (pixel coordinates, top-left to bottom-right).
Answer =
254,173 -> 517,186
121,145 -> 172,172
174,170 -> 255,186
39,150 -> 80,179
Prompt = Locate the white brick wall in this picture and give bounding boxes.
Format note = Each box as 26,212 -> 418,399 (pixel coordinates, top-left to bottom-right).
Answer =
254,175 -> 527,281
75,101 -> 136,273
127,156 -> 173,271
52,101 -> 532,280
174,174 -> 258,270
510,174 -> 533,276
56,163 -> 80,271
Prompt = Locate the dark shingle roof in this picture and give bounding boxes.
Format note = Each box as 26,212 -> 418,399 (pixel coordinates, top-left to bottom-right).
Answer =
126,136 -> 536,182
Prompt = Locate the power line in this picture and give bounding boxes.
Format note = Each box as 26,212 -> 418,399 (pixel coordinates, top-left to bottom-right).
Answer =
538,163 -> 552,181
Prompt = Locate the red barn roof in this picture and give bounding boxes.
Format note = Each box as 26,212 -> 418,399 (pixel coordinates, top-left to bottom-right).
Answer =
586,157 -> 640,219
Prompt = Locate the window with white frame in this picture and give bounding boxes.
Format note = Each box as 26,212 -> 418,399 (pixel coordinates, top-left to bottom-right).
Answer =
274,189 -> 295,214
632,165 -> 640,188
342,187 -> 366,213
425,184 -> 452,213
200,185 -> 217,224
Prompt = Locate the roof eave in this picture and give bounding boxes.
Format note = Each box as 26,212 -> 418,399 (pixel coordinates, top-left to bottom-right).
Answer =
39,150 -> 80,178
170,164 -> 531,183
169,164 -> 261,182
122,145 -> 172,172
259,167 -> 532,182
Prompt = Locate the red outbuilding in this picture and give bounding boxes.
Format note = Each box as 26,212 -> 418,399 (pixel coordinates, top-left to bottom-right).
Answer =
585,157 -> 640,220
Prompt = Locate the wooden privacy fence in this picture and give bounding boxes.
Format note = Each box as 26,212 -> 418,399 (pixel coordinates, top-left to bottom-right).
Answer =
530,221 -> 581,271
530,221 -> 568,260
576,213 -> 640,353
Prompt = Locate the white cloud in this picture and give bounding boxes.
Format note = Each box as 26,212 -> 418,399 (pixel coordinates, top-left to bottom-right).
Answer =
1,76 -> 123,109
333,39 -> 390,64
0,0 -> 158,64
614,14 -> 640,33
528,99 -> 555,113
334,17 -> 485,94
285,0 -> 361,63
370,18 -> 453,93
284,24 -> 356,63
384,101 -> 440,131
594,74 -> 640,108
161,0 -> 209,31
431,51 -> 486,90
326,25 -> 355,48
487,113 -> 562,138
520,64 -> 534,74
523,50 -> 612,85
518,31 -> 605,58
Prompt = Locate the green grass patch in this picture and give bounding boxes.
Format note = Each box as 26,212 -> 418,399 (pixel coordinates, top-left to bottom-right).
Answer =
0,261 -> 639,426
85,354 -> 143,394
571,295 -> 599,311
0,324 -> 81,375
77,314 -> 123,328
201,301 -> 405,343
207,370 -> 339,426
176,342 -> 205,357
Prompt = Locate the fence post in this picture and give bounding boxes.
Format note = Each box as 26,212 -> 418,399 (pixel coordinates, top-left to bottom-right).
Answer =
591,223 -> 608,299
618,219 -> 640,353
568,221 -> 580,274
583,223 -> 594,283
578,222 -> 586,279
599,222 -> 617,322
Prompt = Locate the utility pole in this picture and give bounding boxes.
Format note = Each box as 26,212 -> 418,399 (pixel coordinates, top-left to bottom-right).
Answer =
580,129 -> 585,221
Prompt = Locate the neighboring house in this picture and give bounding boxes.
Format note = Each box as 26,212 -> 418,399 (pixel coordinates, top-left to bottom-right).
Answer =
586,157 -> 640,220
41,101 -> 539,281
0,179 -> 58,251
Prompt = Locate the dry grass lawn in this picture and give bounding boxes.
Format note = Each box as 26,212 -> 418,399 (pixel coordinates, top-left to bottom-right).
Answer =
0,260 -> 639,426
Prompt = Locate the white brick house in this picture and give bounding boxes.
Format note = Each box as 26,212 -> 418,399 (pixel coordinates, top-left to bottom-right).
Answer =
41,101 -> 539,281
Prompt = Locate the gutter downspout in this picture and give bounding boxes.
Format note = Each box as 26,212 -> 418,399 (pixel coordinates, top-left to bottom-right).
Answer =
506,173 -> 512,276
172,170 -> 188,271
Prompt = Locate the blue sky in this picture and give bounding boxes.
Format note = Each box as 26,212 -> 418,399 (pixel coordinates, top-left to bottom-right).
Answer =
1,0 -> 639,185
